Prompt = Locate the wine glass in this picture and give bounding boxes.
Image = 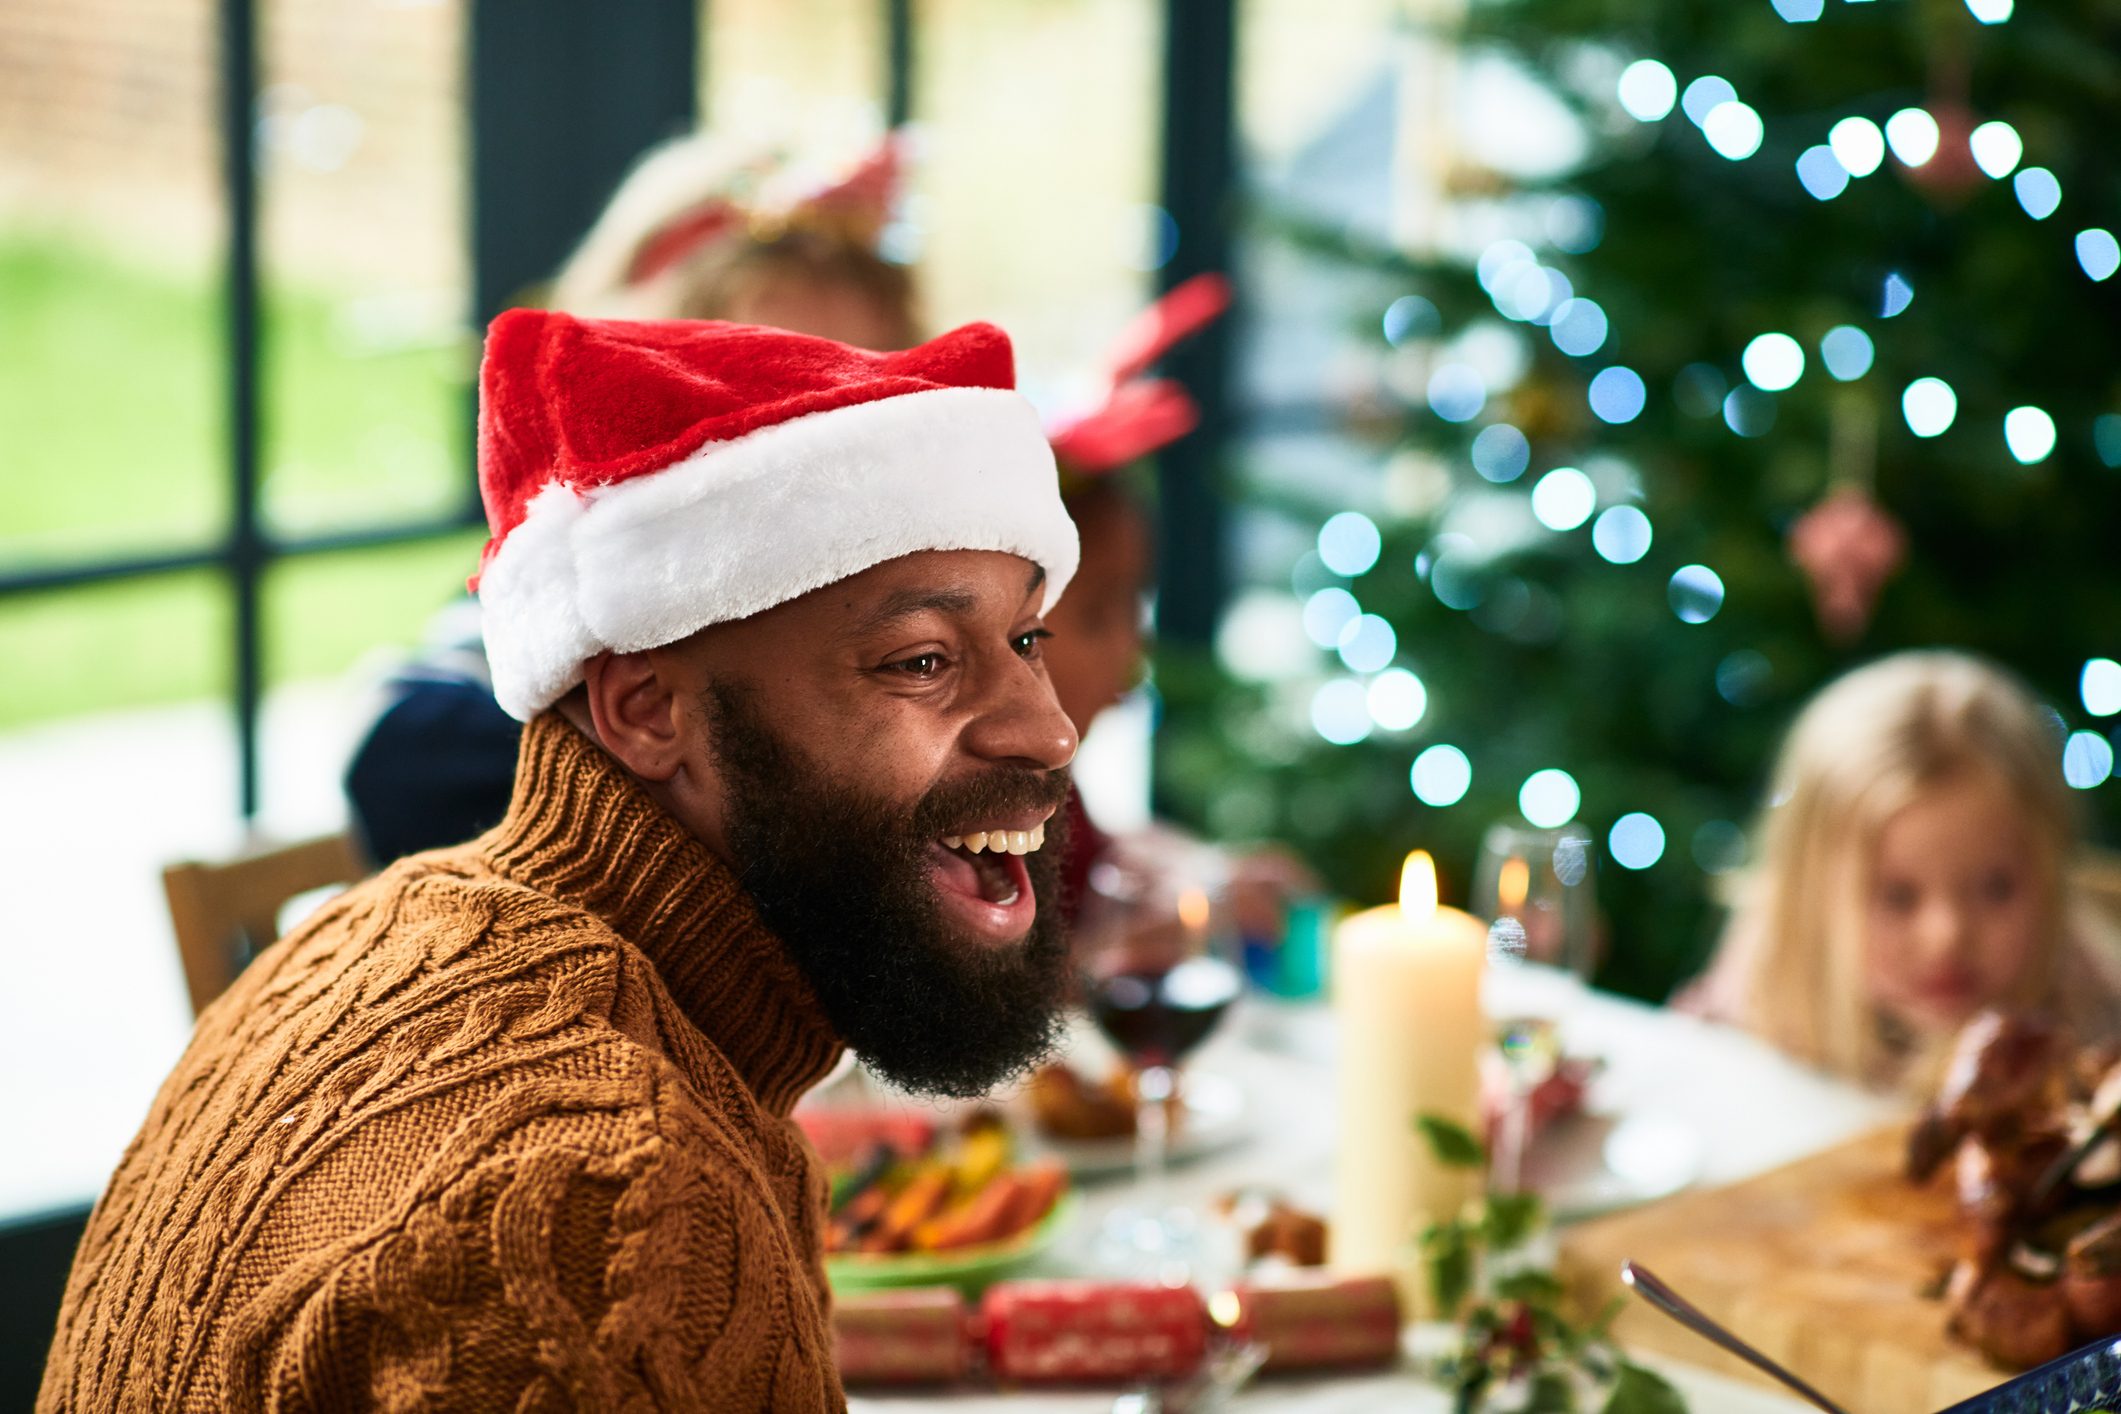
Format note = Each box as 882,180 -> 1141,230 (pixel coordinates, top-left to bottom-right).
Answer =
1471,821 -> 1598,1193
1074,854 -> 1244,1275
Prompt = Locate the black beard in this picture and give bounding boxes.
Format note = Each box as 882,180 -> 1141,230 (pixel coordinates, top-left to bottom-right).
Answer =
703,681 -> 1074,1099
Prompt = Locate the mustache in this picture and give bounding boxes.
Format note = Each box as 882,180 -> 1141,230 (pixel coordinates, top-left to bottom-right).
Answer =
910,766 -> 1073,839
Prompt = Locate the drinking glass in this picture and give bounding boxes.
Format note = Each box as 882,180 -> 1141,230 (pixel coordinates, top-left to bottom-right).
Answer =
1074,855 -> 1243,1275
1471,821 -> 1598,1193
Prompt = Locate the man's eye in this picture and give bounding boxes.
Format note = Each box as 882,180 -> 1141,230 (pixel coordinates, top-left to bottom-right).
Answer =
1014,628 -> 1054,658
890,653 -> 947,678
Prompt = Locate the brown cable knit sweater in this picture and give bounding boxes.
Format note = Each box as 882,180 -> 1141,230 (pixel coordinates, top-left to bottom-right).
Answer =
40,713 -> 849,1412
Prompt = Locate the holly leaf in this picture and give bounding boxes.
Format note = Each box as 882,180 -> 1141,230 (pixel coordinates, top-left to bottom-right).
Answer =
1417,1114 -> 1488,1169
1482,1191 -> 1546,1250
1494,1268 -> 1567,1307
1602,1361 -> 1689,1414
1423,1219 -> 1475,1314
1525,1369 -> 1579,1413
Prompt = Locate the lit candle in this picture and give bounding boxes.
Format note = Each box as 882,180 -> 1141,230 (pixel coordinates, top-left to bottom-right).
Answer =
1330,850 -> 1487,1314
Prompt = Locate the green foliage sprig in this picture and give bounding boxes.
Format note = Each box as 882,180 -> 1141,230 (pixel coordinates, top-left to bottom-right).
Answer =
1417,1115 -> 1685,1414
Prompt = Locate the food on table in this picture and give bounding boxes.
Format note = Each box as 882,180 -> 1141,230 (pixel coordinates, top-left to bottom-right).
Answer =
1908,1009 -> 2121,1368
1214,1189 -> 1329,1268
1025,1060 -> 1141,1139
1024,1058 -> 1202,1143
1479,1049 -> 1599,1149
810,1108 -> 1068,1258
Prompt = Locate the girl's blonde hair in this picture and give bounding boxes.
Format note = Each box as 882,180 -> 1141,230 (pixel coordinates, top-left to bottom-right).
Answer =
546,131 -> 919,343
1722,650 -> 2081,1081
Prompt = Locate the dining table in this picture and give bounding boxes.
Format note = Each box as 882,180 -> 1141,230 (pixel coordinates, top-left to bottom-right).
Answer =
845,963 -> 1910,1412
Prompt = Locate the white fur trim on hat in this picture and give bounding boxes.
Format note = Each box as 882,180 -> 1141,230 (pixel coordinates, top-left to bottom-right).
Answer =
478,385 -> 1079,720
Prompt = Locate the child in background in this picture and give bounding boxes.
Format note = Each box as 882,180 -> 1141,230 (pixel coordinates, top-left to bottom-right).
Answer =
1682,650 -> 2121,1089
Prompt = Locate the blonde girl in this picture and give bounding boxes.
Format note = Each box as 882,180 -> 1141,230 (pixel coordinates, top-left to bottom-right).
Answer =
547,130 -> 919,350
1685,650 -> 2121,1088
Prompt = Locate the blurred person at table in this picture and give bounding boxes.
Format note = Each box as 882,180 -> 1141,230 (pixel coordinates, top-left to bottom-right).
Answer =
1679,650 -> 2121,1089
41,313 -> 1079,1411
1039,273 -> 1315,947
345,131 -> 919,865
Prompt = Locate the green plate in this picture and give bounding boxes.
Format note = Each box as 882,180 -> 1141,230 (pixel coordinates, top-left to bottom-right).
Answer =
825,1190 -> 1079,1292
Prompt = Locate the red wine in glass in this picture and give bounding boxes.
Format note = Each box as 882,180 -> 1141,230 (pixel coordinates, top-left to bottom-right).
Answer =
1088,955 -> 1243,1069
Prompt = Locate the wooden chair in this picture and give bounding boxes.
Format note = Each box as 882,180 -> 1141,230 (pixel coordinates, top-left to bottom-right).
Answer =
162,833 -> 366,1016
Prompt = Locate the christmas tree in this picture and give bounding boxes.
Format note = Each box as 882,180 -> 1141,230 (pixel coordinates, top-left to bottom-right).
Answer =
1159,0 -> 2121,999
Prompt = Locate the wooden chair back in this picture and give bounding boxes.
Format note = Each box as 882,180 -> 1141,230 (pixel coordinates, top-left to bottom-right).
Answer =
162,833 -> 365,1016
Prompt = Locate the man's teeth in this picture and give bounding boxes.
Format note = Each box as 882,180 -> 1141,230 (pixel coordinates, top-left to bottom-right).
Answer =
939,822 -> 1047,855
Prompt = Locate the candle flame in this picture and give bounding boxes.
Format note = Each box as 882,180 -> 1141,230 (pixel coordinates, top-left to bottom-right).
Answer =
1177,888 -> 1211,932
1498,856 -> 1530,915
1399,851 -> 1439,923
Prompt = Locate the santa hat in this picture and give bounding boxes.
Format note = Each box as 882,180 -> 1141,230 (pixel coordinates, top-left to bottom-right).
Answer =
474,309 -> 1078,720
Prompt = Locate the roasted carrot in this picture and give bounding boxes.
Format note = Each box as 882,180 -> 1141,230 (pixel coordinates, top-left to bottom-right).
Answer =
862,1165 -> 952,1253
915,1174 -> 1026,1251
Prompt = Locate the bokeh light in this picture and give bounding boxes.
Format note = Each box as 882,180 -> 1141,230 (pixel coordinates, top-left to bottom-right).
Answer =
1318,511 -> 1383,576
1472,424 -> 1532,483
1549,298 -> 1610,357
2098,415 -> 2121,469
2082,658 -> 2121,718
1428,363 -> 1489,422
1336,613 -> 1398,673
1819,325 -> 1874,381
1311,679 -> 1372,746
1411,745 -> 1473,807
1668,565 -> 1726,623
1366,668 -> 1428,731
1723,387 -> 1777,437
1589,366 -> 1647,423
1520,769 -> 1582,828
1681,76 -> 1737,127
1742,333 -> 1805,392
1881,272 -> 1914,317
2004,406 -> 2056,464
1969,121 -> 2023,179
2063,731 -> 2114,789
1609,812 -> 1667,869
1693,821 -> 1748,874
1717,649 -> 1773,707
1592,505 -> 1653,564
1617,60 -> 1678,122
1476,240 -> 1537,293
2077,229 -> 2121,282
2015,168 -> 2062,220
1531,467 -> 1597,531
1302,587 -> 1360,648
1885,108 -> 1940,167
1703,101 -> 1765,160
1902,377 -> 1957,437
1546,195 -> 1604,254
1382,295 -> 1442,346
1827,117 -> 1885,177
1965,0 -> 2013,22
1771,0 -> 1824,19
1795,145 -> 1850,201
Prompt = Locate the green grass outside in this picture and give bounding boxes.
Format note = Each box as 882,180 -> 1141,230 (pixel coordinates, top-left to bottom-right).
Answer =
0,232 -> 483,729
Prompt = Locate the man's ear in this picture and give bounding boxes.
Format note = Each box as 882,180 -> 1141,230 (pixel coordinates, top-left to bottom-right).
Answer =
579,649 -> 687,782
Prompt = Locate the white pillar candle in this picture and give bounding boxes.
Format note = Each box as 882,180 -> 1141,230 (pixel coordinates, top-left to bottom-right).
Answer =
1330,850 -> 1486,1315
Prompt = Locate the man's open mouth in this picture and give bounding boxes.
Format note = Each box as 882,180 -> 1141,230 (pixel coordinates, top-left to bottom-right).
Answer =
928,813 -> 1054,911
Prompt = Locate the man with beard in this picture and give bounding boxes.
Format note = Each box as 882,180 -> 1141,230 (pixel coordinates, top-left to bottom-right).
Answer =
41,312 -> 1082,1413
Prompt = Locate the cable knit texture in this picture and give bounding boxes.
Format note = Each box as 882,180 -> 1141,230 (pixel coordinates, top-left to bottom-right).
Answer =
40,713 -> 848,1412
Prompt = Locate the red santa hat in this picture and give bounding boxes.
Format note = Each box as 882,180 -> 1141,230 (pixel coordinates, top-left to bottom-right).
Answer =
474,309 -> 1078,720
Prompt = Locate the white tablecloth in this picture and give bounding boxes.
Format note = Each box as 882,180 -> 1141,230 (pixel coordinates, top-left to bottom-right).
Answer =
848,967 -> 1908,1411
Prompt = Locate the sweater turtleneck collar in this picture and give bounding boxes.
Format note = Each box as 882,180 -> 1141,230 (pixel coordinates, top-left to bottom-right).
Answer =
481,711 -> 844,1115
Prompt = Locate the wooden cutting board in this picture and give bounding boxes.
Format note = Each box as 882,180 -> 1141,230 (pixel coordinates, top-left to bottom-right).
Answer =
1558,1126 -> 2008,1414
